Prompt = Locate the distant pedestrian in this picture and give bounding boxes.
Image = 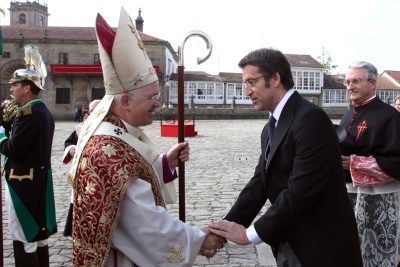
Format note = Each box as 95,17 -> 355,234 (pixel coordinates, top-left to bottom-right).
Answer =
74,106 -> 83,122
82,105 -> 88,116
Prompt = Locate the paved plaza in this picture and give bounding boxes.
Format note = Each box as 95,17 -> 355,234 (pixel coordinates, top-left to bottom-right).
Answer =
2,119 -> 288,266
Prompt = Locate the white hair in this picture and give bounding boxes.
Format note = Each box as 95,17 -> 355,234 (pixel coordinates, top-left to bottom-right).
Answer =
348,61 -> 378,81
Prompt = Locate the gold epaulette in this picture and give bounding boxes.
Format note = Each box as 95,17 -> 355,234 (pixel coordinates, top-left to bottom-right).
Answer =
16,106 -> 32,117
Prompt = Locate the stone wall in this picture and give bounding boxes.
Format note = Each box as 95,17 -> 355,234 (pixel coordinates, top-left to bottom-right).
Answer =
155,106 -> 350,121
55,105 -> 349,121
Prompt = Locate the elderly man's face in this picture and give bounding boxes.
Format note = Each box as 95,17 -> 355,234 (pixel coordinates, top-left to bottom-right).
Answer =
128,81 -> 161,127
344,68 -> 376,105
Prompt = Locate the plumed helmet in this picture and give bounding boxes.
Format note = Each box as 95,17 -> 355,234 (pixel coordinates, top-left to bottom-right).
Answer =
9,44 -> 47,90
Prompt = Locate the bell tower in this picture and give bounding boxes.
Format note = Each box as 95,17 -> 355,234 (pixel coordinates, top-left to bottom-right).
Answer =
135,8 -> 144,32
8,1 -> 50,26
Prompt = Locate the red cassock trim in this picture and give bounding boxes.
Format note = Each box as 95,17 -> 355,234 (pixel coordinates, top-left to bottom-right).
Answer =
50,64 -> 103,74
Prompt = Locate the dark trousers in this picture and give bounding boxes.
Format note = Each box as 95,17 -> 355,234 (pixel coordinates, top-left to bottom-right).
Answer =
63,202 -> 73,236
13,241 -> 49,267
276,241 -> 301,267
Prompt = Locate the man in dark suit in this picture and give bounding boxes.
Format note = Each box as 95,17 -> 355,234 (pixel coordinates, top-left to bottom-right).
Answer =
209,48 -> 362,266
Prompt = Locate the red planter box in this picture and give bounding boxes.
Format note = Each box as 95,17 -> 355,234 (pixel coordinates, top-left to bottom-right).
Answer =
161,123 -> 197,137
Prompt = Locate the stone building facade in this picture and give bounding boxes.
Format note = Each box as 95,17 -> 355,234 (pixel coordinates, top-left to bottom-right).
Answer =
0,1 -> 178,120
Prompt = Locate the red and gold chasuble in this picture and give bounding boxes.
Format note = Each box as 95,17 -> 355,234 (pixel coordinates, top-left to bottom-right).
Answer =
72,113 -> 165,267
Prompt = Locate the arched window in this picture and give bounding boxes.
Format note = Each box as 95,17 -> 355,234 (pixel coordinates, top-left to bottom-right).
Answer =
39,16 -> 44,26
19,13 -> 26,24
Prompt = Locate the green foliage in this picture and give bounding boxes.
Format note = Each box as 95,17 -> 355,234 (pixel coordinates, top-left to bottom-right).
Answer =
317,47 -> 338,75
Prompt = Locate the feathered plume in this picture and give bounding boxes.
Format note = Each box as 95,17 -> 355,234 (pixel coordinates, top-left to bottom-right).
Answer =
24,44 -> 47,87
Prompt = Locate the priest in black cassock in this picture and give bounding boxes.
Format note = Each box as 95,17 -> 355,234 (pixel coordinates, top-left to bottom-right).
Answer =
340,61 -> 400,267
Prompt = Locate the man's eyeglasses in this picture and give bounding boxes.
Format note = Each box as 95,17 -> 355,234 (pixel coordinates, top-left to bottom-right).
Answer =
243,75 -> 264,87
130,92 -> 161,103
343,78 -> 371,86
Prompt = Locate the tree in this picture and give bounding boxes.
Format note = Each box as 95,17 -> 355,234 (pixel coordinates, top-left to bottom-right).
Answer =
317,47 -> 338,75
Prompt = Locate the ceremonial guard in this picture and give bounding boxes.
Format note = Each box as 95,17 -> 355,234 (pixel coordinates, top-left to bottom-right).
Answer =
0,45 -> 57,267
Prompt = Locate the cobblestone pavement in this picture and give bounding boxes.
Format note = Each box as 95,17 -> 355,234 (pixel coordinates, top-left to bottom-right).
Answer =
2,119 -> 291,266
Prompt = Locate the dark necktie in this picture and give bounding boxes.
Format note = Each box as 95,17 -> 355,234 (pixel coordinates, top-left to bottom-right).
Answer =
265,115 -> 276,168
268,115 -> 276,144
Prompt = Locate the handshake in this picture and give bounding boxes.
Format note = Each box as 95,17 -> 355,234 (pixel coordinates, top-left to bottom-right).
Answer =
199,221 -> 251,258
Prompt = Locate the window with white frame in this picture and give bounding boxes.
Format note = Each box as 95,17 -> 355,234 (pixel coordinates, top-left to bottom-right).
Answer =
169,81 -> 224,103
316,72 -> 321,87
227,83 -> 248,100
297,72 -> 303,90
227,83 -> 235,100
303,72 -> 309,89
170,83 -> 178,101
377,90 -> 400,105
292,70 -> 321,91
187,82 -> 197,99
321,89 -> 349,107
215,83 -> 224,100
206,83 -> 214,99
197,82 -> 206,99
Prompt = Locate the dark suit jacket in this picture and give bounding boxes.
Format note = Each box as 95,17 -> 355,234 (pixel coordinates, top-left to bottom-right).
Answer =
225,91 -> 362,267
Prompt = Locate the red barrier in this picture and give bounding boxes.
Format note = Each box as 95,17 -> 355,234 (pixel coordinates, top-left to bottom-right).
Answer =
160,113 -> 197,137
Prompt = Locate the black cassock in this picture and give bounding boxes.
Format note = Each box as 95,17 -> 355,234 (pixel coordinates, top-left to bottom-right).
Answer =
340,95 -> 400,267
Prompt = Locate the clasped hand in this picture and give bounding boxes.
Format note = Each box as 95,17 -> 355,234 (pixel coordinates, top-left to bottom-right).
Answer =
199,227 -> 227,258
208,221 -> 251,245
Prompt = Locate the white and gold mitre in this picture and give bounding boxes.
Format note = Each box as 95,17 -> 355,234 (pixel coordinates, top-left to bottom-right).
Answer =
96,6 -> 158,95
68,6 -> 158,186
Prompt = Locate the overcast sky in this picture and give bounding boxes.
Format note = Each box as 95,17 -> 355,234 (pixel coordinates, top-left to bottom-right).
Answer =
1,0 -> 399,75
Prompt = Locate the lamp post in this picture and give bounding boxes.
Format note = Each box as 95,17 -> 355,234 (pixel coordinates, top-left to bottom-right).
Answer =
164,74 -> 170,105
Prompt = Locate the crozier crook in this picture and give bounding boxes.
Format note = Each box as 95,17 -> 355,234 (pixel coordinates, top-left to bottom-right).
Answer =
177,31 -> 212,222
